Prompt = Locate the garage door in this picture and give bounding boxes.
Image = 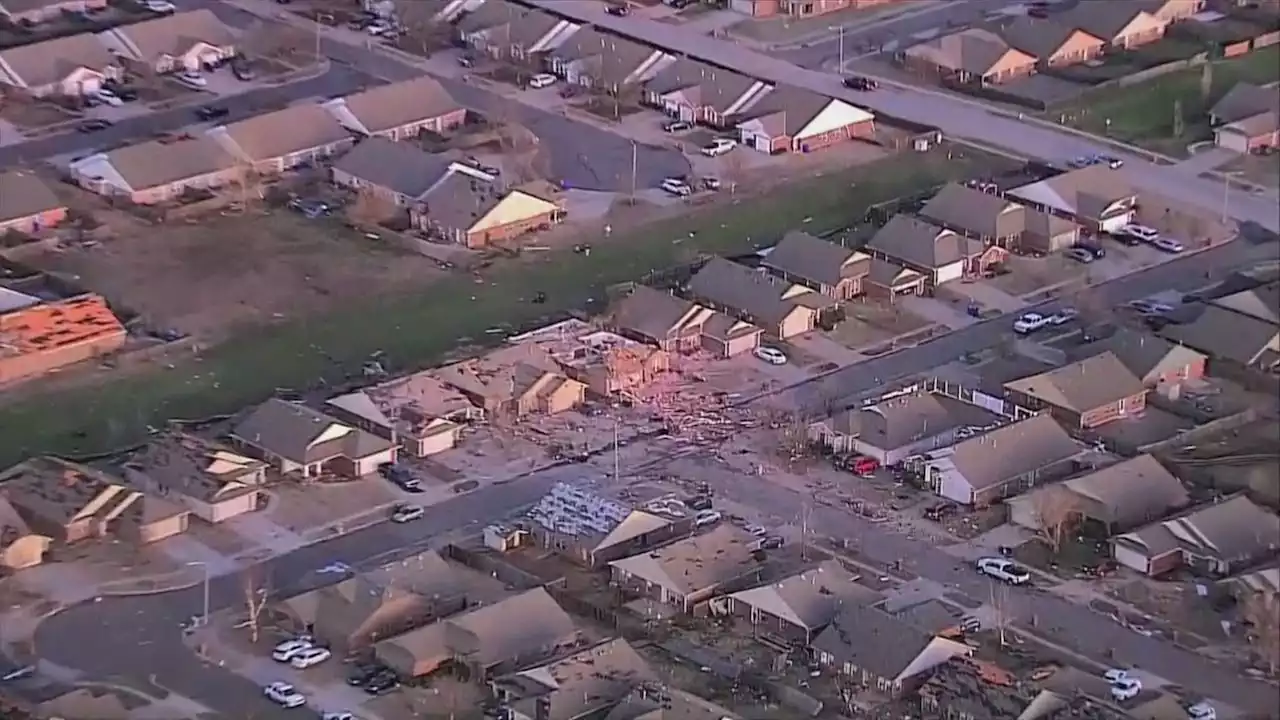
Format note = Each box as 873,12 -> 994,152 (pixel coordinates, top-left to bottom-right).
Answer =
1215,128 -> 1250,153
1112,545 -> 1150,574
934,261 -> 965,285
1099,212 -> 1134,233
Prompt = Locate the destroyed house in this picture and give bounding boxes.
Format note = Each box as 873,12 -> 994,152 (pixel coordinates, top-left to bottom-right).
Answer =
526,483 -> 689,567
491,638 -> 659,720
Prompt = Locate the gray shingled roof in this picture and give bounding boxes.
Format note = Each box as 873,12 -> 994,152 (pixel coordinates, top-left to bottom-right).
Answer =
812,604 -> 936,681
944,414 -> 1079,492
1209,82 -> 1280,124
332,137 -> 453,199
867,215 -> 981,270
645,58 -> 760,113
1159,304 -> 1280,366
611,285 -> 699,343
762,230 -> 868,288
687,258 -> 807,327
920,183 -> 1027,239
1001,17 -> 1102,59
1004,351 -> 1146,413
231,398 -> 392,464
0,171 -> 63,225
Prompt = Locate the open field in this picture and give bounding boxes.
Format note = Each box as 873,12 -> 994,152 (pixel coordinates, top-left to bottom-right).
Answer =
0,145 -> 1017,464
1052,46 -> 1280,155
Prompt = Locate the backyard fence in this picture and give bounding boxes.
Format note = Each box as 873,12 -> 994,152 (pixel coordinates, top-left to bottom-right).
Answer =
1140,408 -> 1259,456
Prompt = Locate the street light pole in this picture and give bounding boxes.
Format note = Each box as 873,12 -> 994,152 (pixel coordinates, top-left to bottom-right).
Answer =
830,25 -> 846,71
187,561 -> 210,626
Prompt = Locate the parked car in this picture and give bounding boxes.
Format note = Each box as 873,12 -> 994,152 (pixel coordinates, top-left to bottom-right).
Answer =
1110,677 -> 1142,701
1012,312 -> 1053,335
701,176 -> 722,191
1187,702 -> 1216,720
743,523 -> 768,537
390,504 -> 425,523
687,496 -> 713,511
1120,224 -> 1159,242
94,89 -> 123,106
1127,299 -> 1174,315
528,73 -> 558,89
757,536 -> 784,550
272,639 -> 313,662
660,177 -> 692,197
322,713 -> 356,720
263,681 -> 306,708
842,75 -> 877,90
457,54 -> 475,68
463,156 -> 500,176
347,663 -> 388,686
701,138 -> 737,157
362,670 -> 400,695
78,118 -> 112,132
231,60 -> 256,81
834,454 -> 879,476
143,0 -> 176,12
975,557 -> 1031,585
1048,307 -> 1078,325
694,510 -> 722,527
175,71 -> 208,88
1075,241 -> 1106,258
194,105 -> 229,121
1103,668 -> 1131,683
290,647 -> 332,669
1063,247 -> 1095,264
752,346 -> 787,365
1094,153 -> 1124,169
605,3 -> 630,15
1151,237 -> 1184,253
662,119 -> 692,133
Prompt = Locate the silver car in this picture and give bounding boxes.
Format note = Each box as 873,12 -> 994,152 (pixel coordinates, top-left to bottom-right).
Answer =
1063,247 -> 1094,264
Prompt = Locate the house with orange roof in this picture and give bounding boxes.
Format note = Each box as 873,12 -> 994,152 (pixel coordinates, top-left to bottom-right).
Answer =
0,294 -> 126,386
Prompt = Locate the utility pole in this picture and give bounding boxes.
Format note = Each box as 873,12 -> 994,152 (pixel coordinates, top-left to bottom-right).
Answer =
830,25 -> 846,71
799,494 -> 812,561
629,140 -> 638,204
613,415 -> 621,485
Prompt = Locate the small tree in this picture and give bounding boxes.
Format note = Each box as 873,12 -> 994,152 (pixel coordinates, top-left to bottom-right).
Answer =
1242,590 -> 1280,675
775,411 -> 817,473
1172,98 -> 1185,138
722,150 -> 746,195
990,581 -> 1012,647
242,567 -> 272,643
1030,484 -> 1081,555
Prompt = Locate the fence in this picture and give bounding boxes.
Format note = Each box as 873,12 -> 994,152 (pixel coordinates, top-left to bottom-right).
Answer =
441,544 -> 543,589
1139,408 -> 1259,456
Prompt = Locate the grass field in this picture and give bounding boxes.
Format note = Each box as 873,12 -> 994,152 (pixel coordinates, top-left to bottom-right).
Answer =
1056,45 -> 1280,155
0,145 -> 1018,465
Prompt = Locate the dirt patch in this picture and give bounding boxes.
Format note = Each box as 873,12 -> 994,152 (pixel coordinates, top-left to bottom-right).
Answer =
29,204 -> 442,340
266,479 -> 399,533
985,254 -> 1086,297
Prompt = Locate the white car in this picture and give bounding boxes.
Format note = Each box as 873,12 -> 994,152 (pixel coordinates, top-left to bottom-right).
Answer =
390,504 -> 425,523
753,346 -> 788,365
975,557 -> 1031,585
264,681 -> 307,708
272,639 -> 314,662
1121,224 -> 1159,242
94,89 -> 123,106
366,22 -> 394,35
660,178 -> 692,197
528,73 -> 558,89
322,714 -> 356,720
694,510 -> 722,527
1012,312 -> 1052,335
1151,237 -> 1184,253
1187,702 -> 1216,720
1103,668 -> 1130,683
743,523 -> 768,537
175,71 -> 207,88
290,647 -> 332,669
1110,677 -> 1142,700
701,138 -> 737,157
1048,307 -> 1077,325
143,0 -> 176,12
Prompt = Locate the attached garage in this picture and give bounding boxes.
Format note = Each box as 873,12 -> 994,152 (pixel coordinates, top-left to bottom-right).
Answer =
736,88 -> 875,155
1215,125 -> 1252,153
1098,209 -> 1135,233
933,260 -> 966,285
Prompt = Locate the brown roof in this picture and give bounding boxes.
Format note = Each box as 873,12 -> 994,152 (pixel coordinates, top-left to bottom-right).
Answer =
920,183 -> 1027,239
611,285 -> 705,343
1210,82 -> 1280,124
1061,454 -> 1189,529
904,28 -> 1031,75
831,392 -> 994,449
0,456 -> 187,529
121,431 -> 265,504
1116,495 -> 1280,564
0,170 -> 63,224
335,76 -> 462,135
1007,165 -> 1136,221
1066,328 -> 1206,384
103,136 -> 236,191
1159,304 -> 1280,366
738,85 -> 833,137
456,0 -> 522,34
867,214 -> 981,270
608,524 -> 761,596
111,9 -> 235,59
231,398 -> 394,465
496,639 -> 658,720
217,104 -> 351,162
762,230 -> 870,288
645,57 -> 763,113
0,33 -> 117,88
940,414 -> 1079,492
687,257 -> 814,328
1001,17 -> 1104,59
1004,351 -> 1146,413
553,29 -> 661,87
1209,281 -> 1280,324
865,257 -> 923,288
1057,5 -> 1167,41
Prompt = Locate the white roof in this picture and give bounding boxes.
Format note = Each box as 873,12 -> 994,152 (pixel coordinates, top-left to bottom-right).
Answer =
0,287 -> 40,314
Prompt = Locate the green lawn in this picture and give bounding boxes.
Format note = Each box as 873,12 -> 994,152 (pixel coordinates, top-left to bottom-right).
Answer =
1055,45 -> 1280,155
0,146 -> 1017,465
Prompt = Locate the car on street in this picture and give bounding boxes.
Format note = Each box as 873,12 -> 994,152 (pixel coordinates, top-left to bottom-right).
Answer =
390,504 -> 425,523
1188,702 -> 1217,720
272,639 -> 314,662
263,681 -> 307,708
842,75 -> 877,90
94,89 -> 123,106
1127,299 -> 1174,315
975,557 -> 1031,585
662,119 -> 692,133
175,71 -> 207,88
1066,156 -> 1096,169
290,647 -> 332,669
1110,677 -> 1142,700
1048,307 -> 1078,325
701,176 -> 722,191
660,177 -> 692,197
143,0 -> 176,12
1152,237 -> 1184,253
1095,154 -> 1124,169
1075,241 -> 1105,258
1104,668 -> 1131,683
528,73 -> 558,89
1063,247 -> 1094,264
753,346 -> 787,365
1120,224 -> 1159,243
757,535 -> 784,550
231,60 -> 256,81
463,156 -> 500,176
834,454 -> 879,476
362,670 -> 400,695
322,713 -> 356,720
78,118 -> 112,132
694,510 -> 722,527
1012,312 -> 1053,335
194,105 -> 229,121
701,137 -> 737,157
743,523 -> 768,537
605,3 -> 630,15
457,54 -> 475,68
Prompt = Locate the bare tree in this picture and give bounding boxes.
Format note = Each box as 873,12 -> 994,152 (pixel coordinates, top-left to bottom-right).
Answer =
1242,590 -> 1280,676
229,156 -> 261,213
775,411 -> 818,473
610,82 -> 641,120
1029,484 -> 1081,555
393,0 -> 453,55
721,150 -> 746,195
242,567 -> 271,643
990,580 -> 1012,647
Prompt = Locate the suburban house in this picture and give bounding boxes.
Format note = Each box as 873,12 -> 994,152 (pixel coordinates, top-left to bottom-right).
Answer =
729,0 -> 900,19
901,29 -> 1037,85
1209,280 -> 1280,325
1066,328 -> 1207,388
68,135 -> 239,204
0,496 -> 51,571
761,230 -> 871,301
1057,5 -> 1170,49
610,686 -> 738,720
330,137 -> 481,206
1002,352 -> 1147,430
609,525 -> 766,612
323,75 -> 467,140
924,414 -> 1080,506
1159,303 -> 1280,372
545,28 -> 671,92
432,344 -> 586,420
0,0 -> 108,24
456,1 -> 576,61
865,214 -> 1002,289
719,560 -> 877,643
491,639 -> 657,720
0,456 -> 190,544
0,170 -> 66,235
0,33 -> 122,96
118,432 -> 267,524
1008,454 -> 1190,534
413,177 -> 563,248
508,318 -> 672,398
98,9 -> 237,74
229,398 -> 398,479
209,104 -> 354,174
328,373 -> 482,458
0,295 -> 126,386
609,285 -> 762,359
735,86 -> 875,154
809,391 -> 1003,464
1208,82 -> 1280,153
643,58 -> 771,128
686,258 -> 828,340
1001,18 -> 1106,67
278,550 -> 474,652
863,258 -> 928,299
1145,0 -> 1206,22
374,587 -> 582,678
920,183 -> 1082,253
1111,495 -> 1280,577
1006,165 -> 1138,233
811,604 -> 972,697
525,483 -> 689,568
